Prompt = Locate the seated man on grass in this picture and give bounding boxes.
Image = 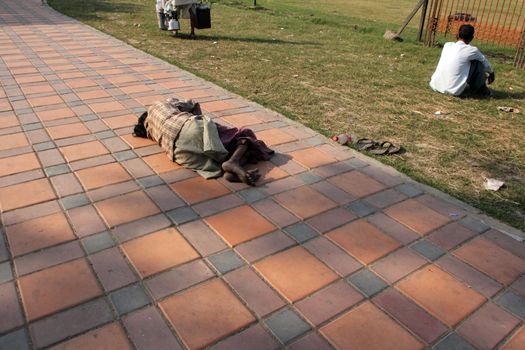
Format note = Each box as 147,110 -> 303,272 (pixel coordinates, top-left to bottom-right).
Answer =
430,24 -> 495,97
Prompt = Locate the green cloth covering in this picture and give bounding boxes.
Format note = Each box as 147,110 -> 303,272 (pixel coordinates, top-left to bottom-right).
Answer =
174,115 -> 229,179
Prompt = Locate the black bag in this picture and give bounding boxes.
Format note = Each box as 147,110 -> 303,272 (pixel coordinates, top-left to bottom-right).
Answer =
195,4 -> 211,29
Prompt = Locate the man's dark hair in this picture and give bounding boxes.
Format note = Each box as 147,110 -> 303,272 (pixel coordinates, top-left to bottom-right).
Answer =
458,24 -> 475,42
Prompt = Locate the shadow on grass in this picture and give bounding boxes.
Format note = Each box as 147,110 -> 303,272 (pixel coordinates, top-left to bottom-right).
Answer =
175,32 -> 318,46
48,0 -> 141,21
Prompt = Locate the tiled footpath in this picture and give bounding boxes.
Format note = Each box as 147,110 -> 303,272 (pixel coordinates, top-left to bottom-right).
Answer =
1,1 -> 525,349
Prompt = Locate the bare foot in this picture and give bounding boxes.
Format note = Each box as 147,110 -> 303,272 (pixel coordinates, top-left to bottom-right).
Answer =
222,160 -> 260,185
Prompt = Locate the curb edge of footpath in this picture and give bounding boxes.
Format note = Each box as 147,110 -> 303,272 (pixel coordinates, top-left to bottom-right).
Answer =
43,3 -> 525,241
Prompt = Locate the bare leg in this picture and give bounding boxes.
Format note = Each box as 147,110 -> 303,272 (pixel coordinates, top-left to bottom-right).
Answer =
222,142 -> 260,185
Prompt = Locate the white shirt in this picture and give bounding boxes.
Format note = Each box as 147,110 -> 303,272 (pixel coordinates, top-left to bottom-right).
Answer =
430,41 -> 493,96
156,0 -> 165,12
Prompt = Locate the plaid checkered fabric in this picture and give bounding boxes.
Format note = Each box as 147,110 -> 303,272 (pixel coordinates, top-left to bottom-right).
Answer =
145,98 -> 196,161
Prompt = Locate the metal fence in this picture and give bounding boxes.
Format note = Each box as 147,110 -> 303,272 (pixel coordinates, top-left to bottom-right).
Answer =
421,0 -> 525,68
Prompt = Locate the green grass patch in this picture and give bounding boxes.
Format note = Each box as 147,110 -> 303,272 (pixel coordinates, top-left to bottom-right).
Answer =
48,0 -> 525,231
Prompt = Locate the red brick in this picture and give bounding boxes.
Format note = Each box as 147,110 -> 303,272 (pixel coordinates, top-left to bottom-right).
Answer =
321,302 -> 423,350
6,212 -> 76,256
235,231 -> 295,262
122,228 -> 199,277
18,259 -> 102,321
501,326 -> 525,350
454,237 -> 525,285
171,176 -> 230,205
123,307 -> 183,350
428,222 -> 477,250
89,247 -> 137,292
373,288 -> 447,344
303,237 -> 362,277
288,332 -> 333,350
0,178 -> 56,211
224,266 -> 285,317
68,205 -> 107,237
397,266 -> 486,326
51,173 -> 83,197
14,241 -> 84,276
254,246 -> 338,302
252,199 -> 300,228
0,152 -> 40,177
384,199 -> 450,235
296,280 -> 363,325
50,322 -> 132,350
178,220 -> 227,256
206,205 -> 275,246
0,282 -> 24,333
146,260 -> 215,300
326,220 -> 401,265
95,191 -> 160,227
274,186 -> 337,219
328,171 -> 386,198
209,324 -> 279,350
458,302 -> 520,350
436,255 -> 502,297
306,207 -> 357,233
371,248 -> 427,284
160,279 -> 255,349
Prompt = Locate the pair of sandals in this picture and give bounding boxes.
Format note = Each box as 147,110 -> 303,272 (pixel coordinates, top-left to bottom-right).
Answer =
354,138 -> 402,155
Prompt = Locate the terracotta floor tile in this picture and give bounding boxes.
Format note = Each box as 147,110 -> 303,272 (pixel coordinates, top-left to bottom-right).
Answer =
0,178 -> 56,211
18,258 -> 102,321
327,170 -> 386,198
6,212 -> 75,257
123,228 -> 199,277
320,302 -> 423,350
274,186 -> 337,219
206,205 -> 276,246
50,322 -> 132,350
458,302 -> 520,350
95,191 -> 160,227
256,128 -> 296,146
66,79 -> 97,89
36,107 -> 76,121
222,113 -> 262,127
75,89 -> 110,100
143,153 -> 181,174
246,161 -> 288,184
171,176 -> 230,204
121,134 -> 156,148
201,100 -> 238,112
89,101 -> 125,114
103,114 -> 137,129
501,326 -> 525,350
28,95 -> 63,107
428,222 -> 477,250
327,219 -> 401,264
371,248 -> 427,283
160,279 -> 255,349
384,199 -> 450,235
60,140 -> 109,162
47,123 -> 90,140
120,84 -> 152,94
454,237 -> 525,285
289,148 -> 337,169
20,83 -> 54,95
0,132 -> 29,151
397,266 -> 486,326
253,246 -> 338,302
0,152 -> 40,177
296,280 -> 363,326
76,162 -> 131,190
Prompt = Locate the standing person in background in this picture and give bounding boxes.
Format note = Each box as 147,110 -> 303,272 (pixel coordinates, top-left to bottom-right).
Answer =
156,0 -> 167,30
164,0 -> 198,38
430,24 -> 495,97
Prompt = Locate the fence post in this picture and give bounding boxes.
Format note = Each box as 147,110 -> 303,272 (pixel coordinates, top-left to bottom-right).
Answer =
418,0 -> 430,42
